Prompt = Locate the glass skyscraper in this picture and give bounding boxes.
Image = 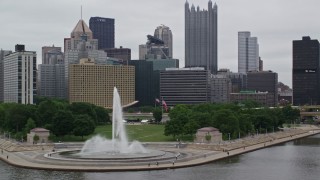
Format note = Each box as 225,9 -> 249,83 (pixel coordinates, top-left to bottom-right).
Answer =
185,0 -> 218,74
89,17 -> 115,49
238,31 -> 259,74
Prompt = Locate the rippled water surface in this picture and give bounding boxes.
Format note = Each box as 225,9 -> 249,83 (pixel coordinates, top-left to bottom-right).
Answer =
1,134 -> 320,180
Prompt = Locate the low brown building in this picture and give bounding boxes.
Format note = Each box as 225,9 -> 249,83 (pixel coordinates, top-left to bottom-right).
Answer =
195,127 -> 222,143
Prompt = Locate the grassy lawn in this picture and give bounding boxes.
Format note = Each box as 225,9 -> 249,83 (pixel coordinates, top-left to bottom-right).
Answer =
51,124 -> 175,142
94,124 -> 175,142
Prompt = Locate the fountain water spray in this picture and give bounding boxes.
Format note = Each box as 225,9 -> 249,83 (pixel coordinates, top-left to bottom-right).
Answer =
80,87 -> 146,155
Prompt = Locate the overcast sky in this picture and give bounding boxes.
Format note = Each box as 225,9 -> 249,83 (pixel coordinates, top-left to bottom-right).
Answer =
1,0 -> 320,87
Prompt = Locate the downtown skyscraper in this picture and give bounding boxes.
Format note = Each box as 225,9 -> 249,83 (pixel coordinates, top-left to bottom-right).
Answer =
293,36 -> 320,105
154,25 -> 173,58
185,0 -> 218,74
238,31 -> 259,74
89,17 -> 115,49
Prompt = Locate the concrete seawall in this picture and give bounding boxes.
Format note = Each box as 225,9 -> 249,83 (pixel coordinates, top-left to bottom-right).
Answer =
1,127 -> 319,172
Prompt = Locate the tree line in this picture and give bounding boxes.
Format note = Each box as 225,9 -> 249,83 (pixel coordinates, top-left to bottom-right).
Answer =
0,97 -> 110,141
164,103 -> 300,140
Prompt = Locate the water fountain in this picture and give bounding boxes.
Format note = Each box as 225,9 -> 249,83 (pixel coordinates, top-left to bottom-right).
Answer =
79,87 -> 147,156
48,87 -> 180,167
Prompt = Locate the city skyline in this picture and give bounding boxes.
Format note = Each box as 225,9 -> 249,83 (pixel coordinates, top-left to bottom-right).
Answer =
1,0 -> 320,87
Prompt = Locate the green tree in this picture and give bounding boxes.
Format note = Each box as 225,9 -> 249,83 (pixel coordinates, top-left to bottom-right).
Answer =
52,110 -> 74,137
183,119 -> 200,136
73,115 -> 95,140
164,119 -> 183,138
153,107 -> 162,123
213,109 -> 240,139
94,106 -> 110,125
33,134 -> 40,144
69,102 -> 97,124
37,100 -> 58,126
282,106 -> 300,124
5,103 -> 30,132
24,118 -> 36,134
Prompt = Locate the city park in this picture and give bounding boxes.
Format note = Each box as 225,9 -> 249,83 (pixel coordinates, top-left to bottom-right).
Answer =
0,90 -> 320,171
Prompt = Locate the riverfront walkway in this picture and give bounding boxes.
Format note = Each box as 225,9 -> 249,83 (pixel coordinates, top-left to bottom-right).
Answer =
0,126 -> 319,172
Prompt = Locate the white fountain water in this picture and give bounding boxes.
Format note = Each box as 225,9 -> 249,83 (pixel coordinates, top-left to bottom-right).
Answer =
79,87 -> 147,155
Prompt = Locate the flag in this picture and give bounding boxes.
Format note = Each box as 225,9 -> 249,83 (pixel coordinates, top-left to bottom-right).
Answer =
162,99 -> 168,112
155,98 -> 160,103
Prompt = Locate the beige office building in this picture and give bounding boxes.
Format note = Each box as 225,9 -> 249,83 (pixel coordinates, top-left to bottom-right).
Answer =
69,58 -> 135,108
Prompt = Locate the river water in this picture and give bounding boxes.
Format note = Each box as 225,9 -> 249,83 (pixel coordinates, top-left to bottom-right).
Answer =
1,134 -> 320,180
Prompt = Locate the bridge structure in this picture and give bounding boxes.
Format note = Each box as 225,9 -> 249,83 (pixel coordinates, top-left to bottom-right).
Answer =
299,105 -> 320,122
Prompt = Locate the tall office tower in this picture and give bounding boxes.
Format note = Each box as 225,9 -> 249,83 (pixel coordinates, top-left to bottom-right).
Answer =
89,17 -> 115,49
238,31 -> 259,74
3,45 -> 36,104
64,19 -> 108,98
293,36 -> 320,105
185,0 -> 218,74
69,58 -> 135,108
42,46 -> 62,64
154,25 -> 173,58
160,67 -> 210,107
0,49 -> 12,102
38,46 -> 65,99
247,70 -> 278,107
64,19 -> 98,52
139,35 -> 170,60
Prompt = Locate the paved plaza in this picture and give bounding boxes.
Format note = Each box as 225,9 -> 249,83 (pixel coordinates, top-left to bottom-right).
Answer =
1,126 -> 319,172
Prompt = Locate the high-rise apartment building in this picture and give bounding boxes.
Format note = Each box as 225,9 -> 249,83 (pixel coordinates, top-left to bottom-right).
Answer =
238,31 -> 259,74
69,58 -> 135,108
293,36 -> 320,105
154,25 -> 173,58
0,49 -> 12,102
89,17 -> 115,49
3,45 -> 36,104
185,1 -> 218,74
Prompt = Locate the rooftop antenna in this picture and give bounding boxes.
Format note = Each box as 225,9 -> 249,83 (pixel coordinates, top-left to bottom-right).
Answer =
81,5 -> 83,20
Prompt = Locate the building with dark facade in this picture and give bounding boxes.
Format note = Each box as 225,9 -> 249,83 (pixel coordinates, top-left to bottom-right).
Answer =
185,1 -> 218,74
129,59 -> 179,107
129,60 -> 158,107
104,46 -> 131,64
293,36 -> 320,105
89,17 -> 115,49
247,70 -> 278,106
230,91 -> 274,107
160,67 -> 210,107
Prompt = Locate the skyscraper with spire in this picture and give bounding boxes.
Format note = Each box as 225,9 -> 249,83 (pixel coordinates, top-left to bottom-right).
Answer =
185,0 -> 218,74
64,19 -> 107,99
